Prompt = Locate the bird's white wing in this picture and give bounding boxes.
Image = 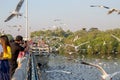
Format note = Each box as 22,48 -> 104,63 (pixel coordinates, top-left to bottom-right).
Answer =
111,71 -> 120,78
111,34 -> 120,42
117,10 -> 120,14
81,61 -> 108,76
15,0 -> 24,12
4,14 -> 15,22
90,5 -> 110,9
108,9 -> 117,14
45,70 -> 72,74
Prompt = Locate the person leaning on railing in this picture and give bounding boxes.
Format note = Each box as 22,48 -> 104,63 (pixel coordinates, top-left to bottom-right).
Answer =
9,35 -> 25,78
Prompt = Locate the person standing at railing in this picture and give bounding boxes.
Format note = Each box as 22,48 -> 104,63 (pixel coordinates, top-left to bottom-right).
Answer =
17,40 -> 29,67
9,35 -> 25,78
0,35 -> 12,80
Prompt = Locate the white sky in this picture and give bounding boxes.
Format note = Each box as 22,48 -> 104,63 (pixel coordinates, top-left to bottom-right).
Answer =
0,0 -> 120,37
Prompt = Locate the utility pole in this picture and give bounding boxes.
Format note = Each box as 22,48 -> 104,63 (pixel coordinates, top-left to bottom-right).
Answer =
26,0 -> 29,40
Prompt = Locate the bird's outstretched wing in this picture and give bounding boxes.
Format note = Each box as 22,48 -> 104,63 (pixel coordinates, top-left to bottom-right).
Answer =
45,70 -> 72,74
111,34 -> 120,42
4,14 -> 15,22
15,0 -> 24,12
81,61 -> 108,76
90,5 -> 110,9
111,71 -> 120,78
108,9 -> 119,14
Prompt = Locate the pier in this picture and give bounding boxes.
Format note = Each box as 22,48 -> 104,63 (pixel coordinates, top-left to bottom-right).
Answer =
12,46 -> 50,80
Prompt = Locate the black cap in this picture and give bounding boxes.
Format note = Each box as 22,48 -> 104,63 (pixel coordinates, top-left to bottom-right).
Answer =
15,35 -> 23,41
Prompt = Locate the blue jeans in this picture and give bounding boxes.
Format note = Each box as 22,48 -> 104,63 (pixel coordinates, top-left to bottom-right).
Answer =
0,60 -> 10,80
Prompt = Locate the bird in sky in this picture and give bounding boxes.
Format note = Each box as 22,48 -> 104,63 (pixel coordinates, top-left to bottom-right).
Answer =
17,28 -> 21,31
4,0 -> 24,22
7,25 -> 17,27
90,5 -> 109,9
81,61 -> 120,80
53,19 -> 61,22
90,5 -> 120,15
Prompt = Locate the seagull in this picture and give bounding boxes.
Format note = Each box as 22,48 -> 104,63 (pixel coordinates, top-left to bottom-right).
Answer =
90,5 -> 109,9
65,41 -> 89,51
90,5 -> 120,15
17,28 -> 21,31
4,0 -> 24,22
54,19 -> 61,22
44,70 -> 72,74
111,34 -> 120,42
81,61 -> 120,80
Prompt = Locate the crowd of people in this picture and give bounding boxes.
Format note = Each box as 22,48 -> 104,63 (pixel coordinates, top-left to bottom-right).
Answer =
0,34 -> 29,80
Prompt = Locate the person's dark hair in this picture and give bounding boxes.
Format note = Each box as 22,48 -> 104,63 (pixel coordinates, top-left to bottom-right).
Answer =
0,35 -> 10,46
15,35 -> 23,41
0,35 -> 10,53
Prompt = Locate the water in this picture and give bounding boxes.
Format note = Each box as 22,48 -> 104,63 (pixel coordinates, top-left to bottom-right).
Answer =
40,54 -> 120,80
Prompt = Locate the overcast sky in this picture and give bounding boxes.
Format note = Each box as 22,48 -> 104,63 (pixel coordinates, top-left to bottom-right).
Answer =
0,0 -> 120,37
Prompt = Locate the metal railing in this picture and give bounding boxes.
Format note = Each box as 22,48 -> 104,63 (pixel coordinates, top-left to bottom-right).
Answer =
31,53 -> 41,80
12,51 -> 42,80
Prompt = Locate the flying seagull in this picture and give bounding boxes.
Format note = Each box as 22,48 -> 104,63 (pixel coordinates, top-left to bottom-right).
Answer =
45,70 -> 72,74
4,0 -> 24,22
81,61 -> 120,80
111,34 -> 120,42
90,5 -> 120,15
65,41 -> 89,51
90,5 -> 109,9
54,19 -> 61,22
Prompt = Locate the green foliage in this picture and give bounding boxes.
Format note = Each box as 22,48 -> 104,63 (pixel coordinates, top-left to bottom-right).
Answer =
30,27 -> 120,58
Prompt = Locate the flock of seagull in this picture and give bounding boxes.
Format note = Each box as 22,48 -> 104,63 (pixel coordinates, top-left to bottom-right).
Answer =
4,1 -> 120,80
4,1 -> 120,22
42,56 -> 120,80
